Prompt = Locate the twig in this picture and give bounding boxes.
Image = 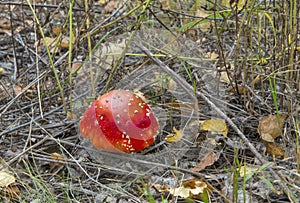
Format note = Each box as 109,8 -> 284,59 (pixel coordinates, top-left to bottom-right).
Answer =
136,43 -> 297,203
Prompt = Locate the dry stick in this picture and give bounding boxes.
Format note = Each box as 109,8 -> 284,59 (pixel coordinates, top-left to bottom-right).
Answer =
136,43 -> 297,203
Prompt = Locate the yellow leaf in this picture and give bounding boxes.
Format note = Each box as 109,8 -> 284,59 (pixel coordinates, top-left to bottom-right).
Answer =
0,67 -> 4,74
200,119 -> 228,137
0,171 -> 15,187
165,127 -> 183,142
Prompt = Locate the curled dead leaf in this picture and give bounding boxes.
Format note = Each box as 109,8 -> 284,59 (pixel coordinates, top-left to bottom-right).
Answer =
50,152 -> 66,171
265,142 -> 285,158
190,151 -> 218,172
170,179 -> 212,201
258,114 -> 287,143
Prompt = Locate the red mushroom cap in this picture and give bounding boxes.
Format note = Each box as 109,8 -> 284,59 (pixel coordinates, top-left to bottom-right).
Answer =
79,90 -> 159,153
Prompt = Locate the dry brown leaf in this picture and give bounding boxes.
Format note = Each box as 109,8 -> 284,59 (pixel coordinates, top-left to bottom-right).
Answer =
190,151 -> 218,172
165,127 -> 183,142
200,119 -> 228,137
152,184 -> 169,193
258,114 -> 287,142
60,36 -> 71,48
265,142 -> 285,157
50,152 -> 65,171
52,26 -> 62,36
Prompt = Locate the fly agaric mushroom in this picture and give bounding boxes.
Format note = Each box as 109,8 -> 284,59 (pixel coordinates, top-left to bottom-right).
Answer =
80,90 -> 159,153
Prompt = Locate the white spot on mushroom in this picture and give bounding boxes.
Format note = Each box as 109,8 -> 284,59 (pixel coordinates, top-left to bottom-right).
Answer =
94,120 -> 98,126
123,109 -> 128,113
134,110 -> 139,114
105,105 -> 108,109
146,112 -> 150,117
117,121 -> 121,125
128,103 -> 132,106
116,114 -> 120,118
100,116 -> 104,120
129,98 -> 134,101
99,106 -> 103,109
94,105 -> 98,109
135,95 -> 139,98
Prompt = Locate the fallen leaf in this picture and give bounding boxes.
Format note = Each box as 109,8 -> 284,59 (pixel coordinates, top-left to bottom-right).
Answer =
200,119 -> 228,137
265,142 -> 285,157
170,179 -> 211,202
165,127 -> 183,142
190,151 -> 218,172
52,26 -> 62,36
0,68 -> 4,74
50,152 -> 66,171
60,36 -> 72,48
152,184 -> 169,193
0,171 -> 15,187
258,114 -> 287,142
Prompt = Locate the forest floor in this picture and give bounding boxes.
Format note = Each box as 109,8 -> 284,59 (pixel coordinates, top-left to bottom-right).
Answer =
0,0 -> 299,202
